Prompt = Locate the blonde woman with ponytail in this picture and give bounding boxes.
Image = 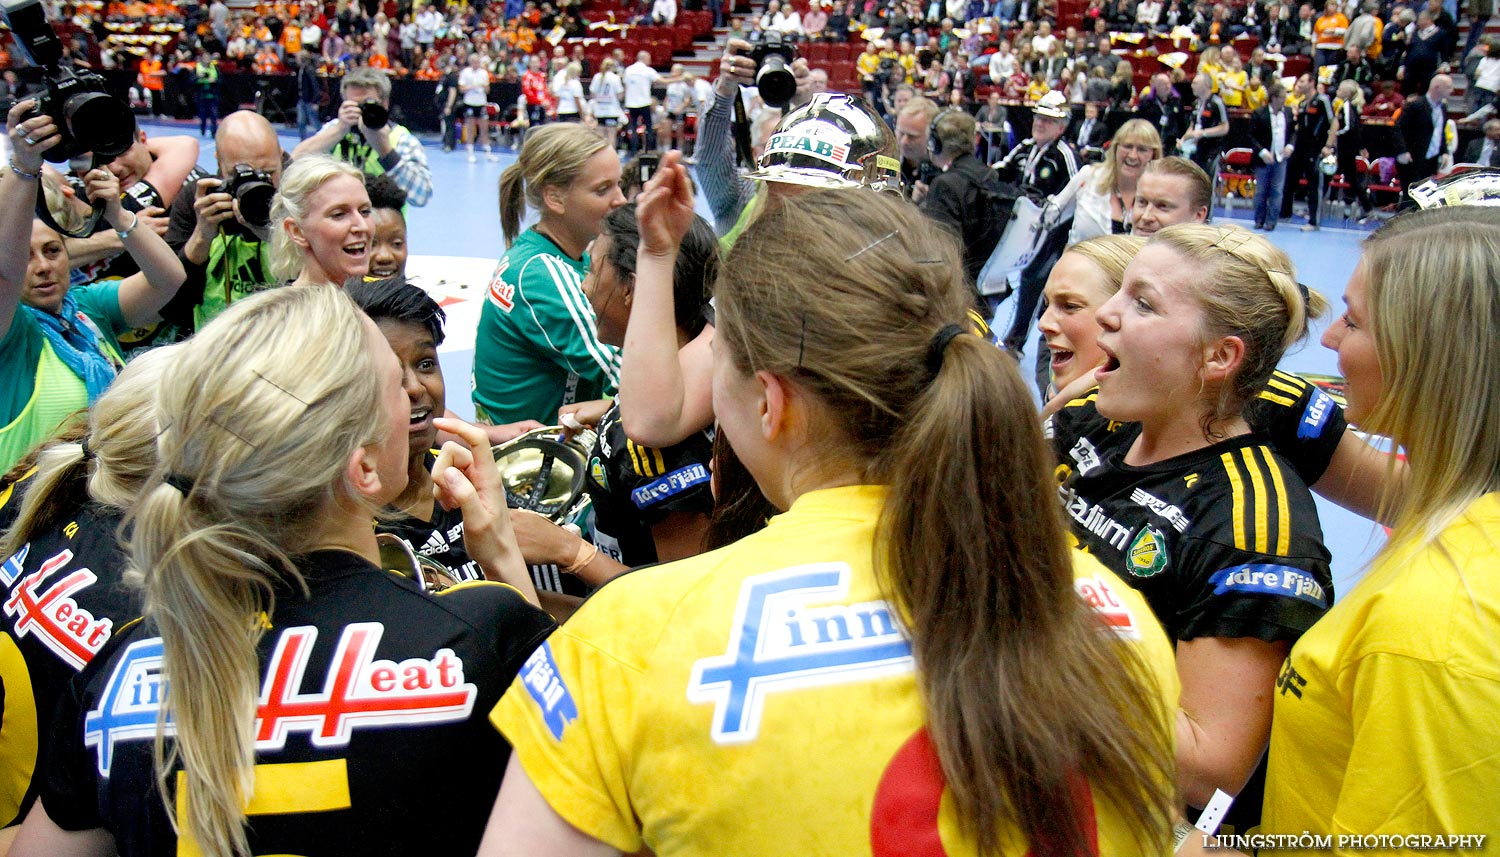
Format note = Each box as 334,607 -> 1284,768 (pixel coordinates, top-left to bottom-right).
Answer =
1262,206 -> 1500,836
10,286 -> 553,857
481,167 -> 1179,856
268,155 -> 373,286
0,348 -> 173,849
1045,223 -> 1334,834
474,123 -> 624,427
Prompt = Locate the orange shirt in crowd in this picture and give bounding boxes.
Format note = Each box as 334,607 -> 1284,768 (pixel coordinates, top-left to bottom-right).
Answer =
138,56 -> 165,89
1314,11 -> 1348,50
254,49 -> 282,73
368,52 -> 390,69
283,23 -> 303,53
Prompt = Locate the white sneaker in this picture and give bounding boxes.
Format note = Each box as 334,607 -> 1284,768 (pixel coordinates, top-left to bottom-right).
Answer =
468,151 -> 477,163
486,149 -> 499,161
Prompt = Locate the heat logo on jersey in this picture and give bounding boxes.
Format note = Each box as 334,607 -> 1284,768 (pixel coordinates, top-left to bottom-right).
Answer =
83,622 -> 477,777
487,260 -> 514,312
687,564 -> 914,745
1074,575 -> 1142,639
3,545 -> 115,671
1209,564 -> 1328,608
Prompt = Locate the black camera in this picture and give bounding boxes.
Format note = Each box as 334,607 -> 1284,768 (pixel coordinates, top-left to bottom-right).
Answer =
637,151 -> 659,184
2,0 -> 136,163
222,163 -> 275,228
749,31 -> 798,109
359,100 -> 389,129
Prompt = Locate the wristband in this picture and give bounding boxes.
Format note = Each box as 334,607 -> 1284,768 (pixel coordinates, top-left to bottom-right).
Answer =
114,210 -> 140,240
8,160 -> 40,180
563,538 -> 599,575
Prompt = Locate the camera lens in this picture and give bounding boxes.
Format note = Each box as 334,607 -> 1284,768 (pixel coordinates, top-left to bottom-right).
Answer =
64,91 -> 136,158
235,180 -> 275,228
360,101 -> 389,129
756,56 -> 796,109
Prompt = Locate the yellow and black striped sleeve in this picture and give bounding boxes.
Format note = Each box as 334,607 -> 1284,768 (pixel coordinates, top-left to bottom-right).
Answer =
1174,443 -> 1334,644
1246,370 -> 1348,486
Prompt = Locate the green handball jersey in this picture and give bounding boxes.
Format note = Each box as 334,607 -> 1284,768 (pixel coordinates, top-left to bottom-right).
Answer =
473,229 -> 621,425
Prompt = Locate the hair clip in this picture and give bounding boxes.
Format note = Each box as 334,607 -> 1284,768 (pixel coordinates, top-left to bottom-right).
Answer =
252,370 -> 311,407
844,230 -> 899,262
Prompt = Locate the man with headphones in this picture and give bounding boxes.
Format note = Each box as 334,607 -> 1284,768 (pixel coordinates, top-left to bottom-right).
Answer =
919,108 -> 1012,289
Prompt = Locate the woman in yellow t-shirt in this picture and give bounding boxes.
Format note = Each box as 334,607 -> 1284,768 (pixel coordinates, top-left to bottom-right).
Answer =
480,157 -> 1181,856
1263,205 -> 1500,839
1217,50 -> 1247,107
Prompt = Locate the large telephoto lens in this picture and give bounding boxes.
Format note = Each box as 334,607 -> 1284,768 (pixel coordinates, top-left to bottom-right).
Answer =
65,91 -> 136,159
756,55 -> 795,109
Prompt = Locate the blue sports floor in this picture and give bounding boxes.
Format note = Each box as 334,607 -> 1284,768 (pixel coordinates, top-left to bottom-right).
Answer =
164,119 -> 1386,598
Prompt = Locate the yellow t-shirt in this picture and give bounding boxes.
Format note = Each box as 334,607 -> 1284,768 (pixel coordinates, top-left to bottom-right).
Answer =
492,485 -> 1180,856
1262,493 -> 1500,847
1218,69 -> 1247,107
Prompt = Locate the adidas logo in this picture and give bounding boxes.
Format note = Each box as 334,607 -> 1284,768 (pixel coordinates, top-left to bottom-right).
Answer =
419,531 -> 448,555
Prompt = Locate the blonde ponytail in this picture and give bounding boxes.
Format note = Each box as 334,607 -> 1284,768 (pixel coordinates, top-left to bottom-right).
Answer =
127,286 -> 385,857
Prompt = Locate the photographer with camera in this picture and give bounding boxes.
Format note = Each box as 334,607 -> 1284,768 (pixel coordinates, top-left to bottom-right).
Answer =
152,110 -> 285,345
695,33 -> 814,237
0,99 -> 187,472
292,66 -> 432,207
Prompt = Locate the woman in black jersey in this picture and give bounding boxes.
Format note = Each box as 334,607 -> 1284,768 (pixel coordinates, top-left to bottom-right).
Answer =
0,347 -> 172,850
1045,223 -> 1334,831
508,203 -> 716,583
9,286 -> 553,857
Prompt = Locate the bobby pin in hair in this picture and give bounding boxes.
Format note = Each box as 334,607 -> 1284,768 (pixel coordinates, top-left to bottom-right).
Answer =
163,472 -> 196,494
844,230 -> 899,262
79,434 -> 94,461
208,416 -> 262,451
252,370 -> 312,407
796,312 -> 808,369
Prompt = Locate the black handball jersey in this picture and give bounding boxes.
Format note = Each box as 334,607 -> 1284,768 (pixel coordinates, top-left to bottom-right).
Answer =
39,550 -> 554,857
584,401 -> 714,568
1245,370 -> 1348,486
0,484 -> 141,828
1045,393 -> 1334,644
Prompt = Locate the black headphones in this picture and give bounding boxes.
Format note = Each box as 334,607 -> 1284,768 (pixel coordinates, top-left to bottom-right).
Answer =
928,108 -> 956,158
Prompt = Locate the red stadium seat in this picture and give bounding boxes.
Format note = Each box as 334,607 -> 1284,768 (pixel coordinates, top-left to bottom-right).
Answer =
804,41 -> 831,63
1218,147 -> 1255,214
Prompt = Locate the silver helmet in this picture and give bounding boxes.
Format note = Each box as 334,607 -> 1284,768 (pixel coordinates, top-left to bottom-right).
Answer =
1407,166 -> 1500,209
746,92 -> 902,193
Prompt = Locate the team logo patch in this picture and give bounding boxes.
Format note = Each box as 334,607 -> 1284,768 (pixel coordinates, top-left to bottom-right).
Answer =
486,261 -> 514,313
1069,437 -> 1102,475
1039,164 -> 1054,181
589,456 -> 608,491
1298,388 -> 1335,439
1074,575 -> 1141,639
630,463 -> 710,509
764,129 -> 854,168
687,564 -> 913,744
82,623 -> 477,777
1210,564 -> 1328,607
519,642 -> 578,740
1126,525 -> 1169,578
3,545 -> 114,670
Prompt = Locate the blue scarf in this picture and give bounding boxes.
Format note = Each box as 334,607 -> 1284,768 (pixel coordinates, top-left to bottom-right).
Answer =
25,293 -> 118,403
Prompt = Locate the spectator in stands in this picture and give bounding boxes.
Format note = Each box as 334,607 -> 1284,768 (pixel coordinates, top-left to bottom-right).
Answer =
763,0 -> 803,35
1136,71 -> 1187,152
1334,43 -> 1376,96
1250,80 -> 1296,232
1314,0 -> 1351,70
1137,0 -> 1164,31
292,68 -> 431,207
1466,36 -> 1500,116
1131,155 -> 1212,236
650,0 -> 677,25
1182,71 -> 1229,176
1463,116 -> 1500,164
1032,19 -> 1059,54
1394,73 -> 1455,200
1400,10 -> 1447,95
804,0 -> 829,39
988,40 -> 1017,83
1345,1 -> 1383,58
416,3 -> 441,53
